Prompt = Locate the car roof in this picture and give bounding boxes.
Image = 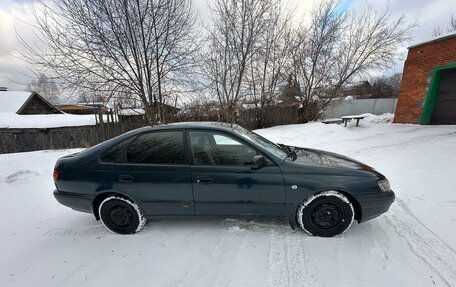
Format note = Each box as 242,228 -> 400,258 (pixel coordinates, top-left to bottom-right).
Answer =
82,121 -> 286,164
149,121 -> 240,132
106,122 -> 241,145
79,122 -> 239,157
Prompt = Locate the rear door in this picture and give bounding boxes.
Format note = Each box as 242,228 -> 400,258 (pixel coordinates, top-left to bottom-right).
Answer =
188,130 -> 286,216
111,130 -> 194,216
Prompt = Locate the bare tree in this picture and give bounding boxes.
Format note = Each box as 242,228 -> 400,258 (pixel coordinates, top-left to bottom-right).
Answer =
333,6 -> 414,91
203,0 -> 276,124
290,0 -> 346,120
451,14 -> 456,31
246,2 -> 293,128
291,0 -> 414,121
19,0 -> 198,124
25,73 -> 60,103
387,72 -> 402,98
433,25 -> 444,37
370,73 -> 402,99
433,14 -> 456,36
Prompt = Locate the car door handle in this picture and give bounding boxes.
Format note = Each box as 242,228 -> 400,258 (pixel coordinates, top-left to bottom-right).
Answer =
117,174 -> 134,183
196,176 -> 213,184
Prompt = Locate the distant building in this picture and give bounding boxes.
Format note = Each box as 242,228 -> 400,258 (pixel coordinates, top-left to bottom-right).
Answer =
57,103 -> 109,115
0,90 -> 62,115
342,81 -> 372,99
394,33 -> 456,124
151,101 -> 181,116
57,104 -> 100,115
118,101 -> 181,121
0,90 -> 104,129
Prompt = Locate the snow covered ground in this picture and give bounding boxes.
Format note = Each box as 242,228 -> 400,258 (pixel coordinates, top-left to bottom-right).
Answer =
1,114 -> 456,287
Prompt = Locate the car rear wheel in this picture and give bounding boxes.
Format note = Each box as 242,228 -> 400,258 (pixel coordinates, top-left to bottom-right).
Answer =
297,191 -> 354,237
99,196 -> 146,234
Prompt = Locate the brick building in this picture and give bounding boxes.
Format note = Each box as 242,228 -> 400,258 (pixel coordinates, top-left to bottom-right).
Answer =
394,33 -> 456,124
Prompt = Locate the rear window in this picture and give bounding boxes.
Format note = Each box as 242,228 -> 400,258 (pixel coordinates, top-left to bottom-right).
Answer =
100,137 -> 135,162
126,131 -> 185,164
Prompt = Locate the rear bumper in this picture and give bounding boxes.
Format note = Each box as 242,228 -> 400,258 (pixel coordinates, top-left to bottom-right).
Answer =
355,190 -> 395,222
54,190 -> 94,214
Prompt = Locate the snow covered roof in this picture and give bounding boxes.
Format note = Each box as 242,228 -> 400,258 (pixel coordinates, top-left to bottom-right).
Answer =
119,108 -> 145,116
0,90 -> 62,115
0,113 -> 104,129
344,81 -> 371,89
0,90 -> 110,129
408,32 -> 456,49
0,91 -> 34,113
242,103 -> 257,109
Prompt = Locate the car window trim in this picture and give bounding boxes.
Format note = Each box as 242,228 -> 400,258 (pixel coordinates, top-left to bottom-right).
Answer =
185,129 -> 276,167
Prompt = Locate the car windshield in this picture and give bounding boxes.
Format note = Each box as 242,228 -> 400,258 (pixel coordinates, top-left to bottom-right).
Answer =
234,126 -> 288,160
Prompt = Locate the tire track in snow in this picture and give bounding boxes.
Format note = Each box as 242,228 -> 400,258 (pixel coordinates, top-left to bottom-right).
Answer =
209,234 -> 249,286
175,233 -> 229,286
384,198 -> 456,286
175,221 -> 252,287
268,228 -> 313,287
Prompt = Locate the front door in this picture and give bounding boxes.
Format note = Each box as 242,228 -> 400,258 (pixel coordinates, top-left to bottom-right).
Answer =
113,130 -> 194,216
188,130 -> 286,216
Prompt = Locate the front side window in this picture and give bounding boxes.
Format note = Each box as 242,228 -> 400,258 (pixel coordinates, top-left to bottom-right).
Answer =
233,126 -> 288,160
126,131 -> 185,164
189,131 -> 257,165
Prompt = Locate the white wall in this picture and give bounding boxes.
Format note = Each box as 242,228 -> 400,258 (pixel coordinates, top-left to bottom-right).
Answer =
322,98 -> 398,119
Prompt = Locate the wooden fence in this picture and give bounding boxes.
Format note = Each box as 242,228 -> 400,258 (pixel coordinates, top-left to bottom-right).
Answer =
0,119 -> 145,154
0,107 -> 302,154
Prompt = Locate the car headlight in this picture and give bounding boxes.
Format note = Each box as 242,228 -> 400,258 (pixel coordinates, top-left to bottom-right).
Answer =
378,179 -> 391,192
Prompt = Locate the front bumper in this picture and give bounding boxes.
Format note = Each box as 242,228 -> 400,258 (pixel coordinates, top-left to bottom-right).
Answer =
355,190 -> 395,222
54,190 -> 94,214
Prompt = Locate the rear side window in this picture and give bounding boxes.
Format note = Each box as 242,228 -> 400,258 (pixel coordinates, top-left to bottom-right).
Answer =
100,137 -> 135,162
126,131 -> 185,164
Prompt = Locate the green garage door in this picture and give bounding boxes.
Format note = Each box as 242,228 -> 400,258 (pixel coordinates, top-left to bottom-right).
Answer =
431,68 -> 456,124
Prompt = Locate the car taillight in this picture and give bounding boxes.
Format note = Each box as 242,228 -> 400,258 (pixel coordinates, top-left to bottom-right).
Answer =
53,170 -> 59,183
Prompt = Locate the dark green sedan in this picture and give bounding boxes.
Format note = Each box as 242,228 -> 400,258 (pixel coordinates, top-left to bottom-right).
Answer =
53,122 -> 395,237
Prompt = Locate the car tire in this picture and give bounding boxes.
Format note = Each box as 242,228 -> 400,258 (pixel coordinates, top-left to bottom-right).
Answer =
296,191 -> 354,237
99,196 -> 146,234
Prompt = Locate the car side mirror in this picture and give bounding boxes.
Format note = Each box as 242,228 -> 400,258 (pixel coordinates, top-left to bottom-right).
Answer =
251,155 -> 267,170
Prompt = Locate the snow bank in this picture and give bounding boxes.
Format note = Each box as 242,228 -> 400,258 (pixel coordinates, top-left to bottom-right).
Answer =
358,113 -> 394,123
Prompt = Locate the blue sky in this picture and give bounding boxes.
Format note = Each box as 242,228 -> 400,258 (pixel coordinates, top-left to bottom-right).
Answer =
337,0 -> 355,14
1,0 -> 455,90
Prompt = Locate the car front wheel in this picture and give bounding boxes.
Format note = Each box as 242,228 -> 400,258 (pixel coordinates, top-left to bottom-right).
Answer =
99,196 -> 146,234
297,191 -> 354,237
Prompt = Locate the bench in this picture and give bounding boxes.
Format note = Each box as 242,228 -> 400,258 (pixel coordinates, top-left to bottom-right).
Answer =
340,115 -> 365,127
322,118 -> 344,125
